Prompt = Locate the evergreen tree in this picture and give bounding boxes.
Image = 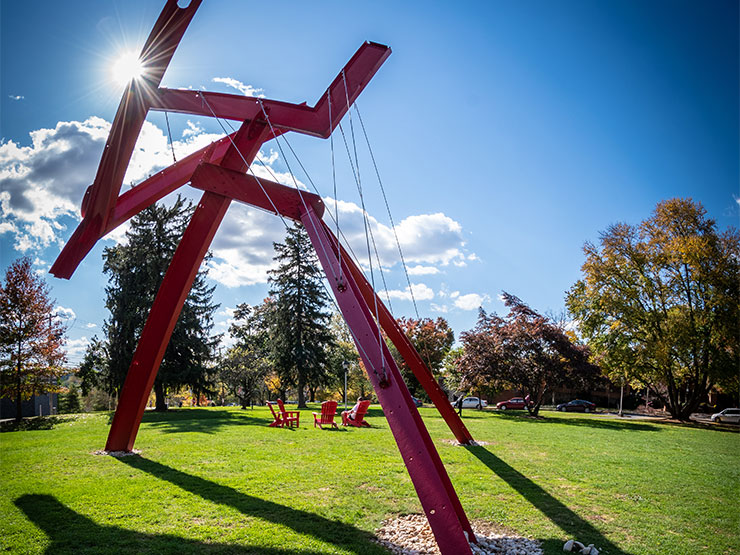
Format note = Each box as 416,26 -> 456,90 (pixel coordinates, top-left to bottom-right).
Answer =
268,222 -> 334,408
0,258 -> 67,422
77,335 -> 109,396
102,196 -> 219,410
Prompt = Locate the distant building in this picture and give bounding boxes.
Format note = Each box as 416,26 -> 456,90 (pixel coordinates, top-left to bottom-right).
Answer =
0,393 -> 58,419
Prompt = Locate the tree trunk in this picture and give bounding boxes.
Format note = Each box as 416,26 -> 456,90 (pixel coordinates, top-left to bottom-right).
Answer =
154,380 -> 167,411
15,342 -> 22,422
297,373 -> 307,408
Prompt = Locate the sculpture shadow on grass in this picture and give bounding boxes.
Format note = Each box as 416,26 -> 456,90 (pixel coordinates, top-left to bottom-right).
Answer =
465,445 -> 633,555
14,494 -> 335,555
106,408 -> 269,434
116,455 -> 386,555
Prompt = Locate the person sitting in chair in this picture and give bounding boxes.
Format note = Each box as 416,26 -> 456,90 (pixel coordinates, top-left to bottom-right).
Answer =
345,397 -> 363,421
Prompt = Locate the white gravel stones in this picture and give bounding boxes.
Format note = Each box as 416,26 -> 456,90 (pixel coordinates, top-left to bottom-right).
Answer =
563,540 -> 599,554
375,514 -> 543,555
93,449 -> 141,457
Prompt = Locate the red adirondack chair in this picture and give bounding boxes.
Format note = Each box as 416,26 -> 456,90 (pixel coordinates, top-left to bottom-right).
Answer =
277,399 -> 300,428
313,400 -> 338,429
342,400 -> 371,427
267,401 -> 283,427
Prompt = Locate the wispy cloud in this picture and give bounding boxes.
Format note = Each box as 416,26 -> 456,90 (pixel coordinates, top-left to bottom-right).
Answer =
212,77 -> 264,97
407,265 -> 440,276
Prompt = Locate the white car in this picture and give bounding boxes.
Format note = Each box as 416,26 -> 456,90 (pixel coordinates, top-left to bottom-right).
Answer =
710,408 -> 740,424
451,396 -> 488,409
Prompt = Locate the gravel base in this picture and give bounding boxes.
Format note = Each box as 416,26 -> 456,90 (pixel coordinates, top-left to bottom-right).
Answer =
375,514 -> 543,555
93,449 -> 141,457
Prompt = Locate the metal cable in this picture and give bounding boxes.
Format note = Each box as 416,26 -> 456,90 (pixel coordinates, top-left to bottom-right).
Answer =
197,91 -> 289,229
353,102 -> 420,319
342,71 -> 384,375
164,111 -> 177,164
257,99 -> 339,283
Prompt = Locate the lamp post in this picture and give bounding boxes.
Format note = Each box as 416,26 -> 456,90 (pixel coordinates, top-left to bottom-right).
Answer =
343,360 -> 349,410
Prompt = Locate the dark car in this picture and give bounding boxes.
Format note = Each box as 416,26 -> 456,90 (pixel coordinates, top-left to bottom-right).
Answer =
557,399 -> 596,413
411,396 -> 423,407
496,397 -> 527,410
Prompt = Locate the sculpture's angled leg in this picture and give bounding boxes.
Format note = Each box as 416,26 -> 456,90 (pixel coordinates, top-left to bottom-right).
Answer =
106,120 -> 271,452
321,222 -> 475,445
105,190 -> 231,451
301,206 -> 474,555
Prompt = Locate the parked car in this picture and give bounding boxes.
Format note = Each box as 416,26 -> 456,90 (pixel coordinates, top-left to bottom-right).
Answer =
710,408 -> 740,424
496,397 -> 528,410
411,396 -> 423,407
557,399 -> 596,413
451,396 -> 488,409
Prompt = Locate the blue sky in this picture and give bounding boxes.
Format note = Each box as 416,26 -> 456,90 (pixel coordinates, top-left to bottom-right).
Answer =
1,0 -> 738,368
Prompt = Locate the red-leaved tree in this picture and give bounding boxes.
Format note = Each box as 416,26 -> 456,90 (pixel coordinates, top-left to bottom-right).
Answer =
393,317 -> 455,399
458,292 -> 600,416
0,258 -> 67,422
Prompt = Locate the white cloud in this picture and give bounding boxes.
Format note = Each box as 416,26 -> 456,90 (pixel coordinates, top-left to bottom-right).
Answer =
430,303 -> 449,314
182,120 -> 203,137
212,77 -> 264,98
85,322 -> 97,329
65,336 -> 90,360
454,293 -> 490,311
323,199 -> 471,271
386,282 -> 435,302
0,117 -> 111,252
208,203 -> 287,287
54,305 -> 76,320
0,115 -> 474,294
0,116 -> 224,253
407,265 -> 440,276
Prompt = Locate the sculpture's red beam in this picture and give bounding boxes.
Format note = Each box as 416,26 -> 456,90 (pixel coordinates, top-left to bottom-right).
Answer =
150,41 -> 390,138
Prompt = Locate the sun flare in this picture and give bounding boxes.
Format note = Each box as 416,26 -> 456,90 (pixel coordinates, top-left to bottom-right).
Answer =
111,52 -> 144,86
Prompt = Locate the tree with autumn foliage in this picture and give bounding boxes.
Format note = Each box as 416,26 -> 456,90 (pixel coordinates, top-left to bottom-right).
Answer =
458,292 -> 600,416
392,317 -> 455,399
0,258 -> 67,422
566,198 -> 739,420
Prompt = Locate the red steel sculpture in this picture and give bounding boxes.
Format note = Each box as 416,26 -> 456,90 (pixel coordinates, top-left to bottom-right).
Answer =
51,1 -> 477,552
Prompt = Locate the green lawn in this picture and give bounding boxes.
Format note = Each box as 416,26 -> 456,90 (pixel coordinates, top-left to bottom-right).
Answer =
1,406 -> 738,554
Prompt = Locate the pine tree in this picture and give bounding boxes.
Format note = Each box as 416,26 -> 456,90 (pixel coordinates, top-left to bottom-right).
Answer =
268,222 -> 334,408
0,258 -> 67,422
102,196 -> 219,410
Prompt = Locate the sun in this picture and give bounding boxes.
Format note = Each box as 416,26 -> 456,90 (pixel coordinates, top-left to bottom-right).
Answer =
111,52 -> 144,86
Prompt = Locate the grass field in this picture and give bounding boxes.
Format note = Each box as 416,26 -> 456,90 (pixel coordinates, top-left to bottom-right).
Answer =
1,405 -> 738,554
